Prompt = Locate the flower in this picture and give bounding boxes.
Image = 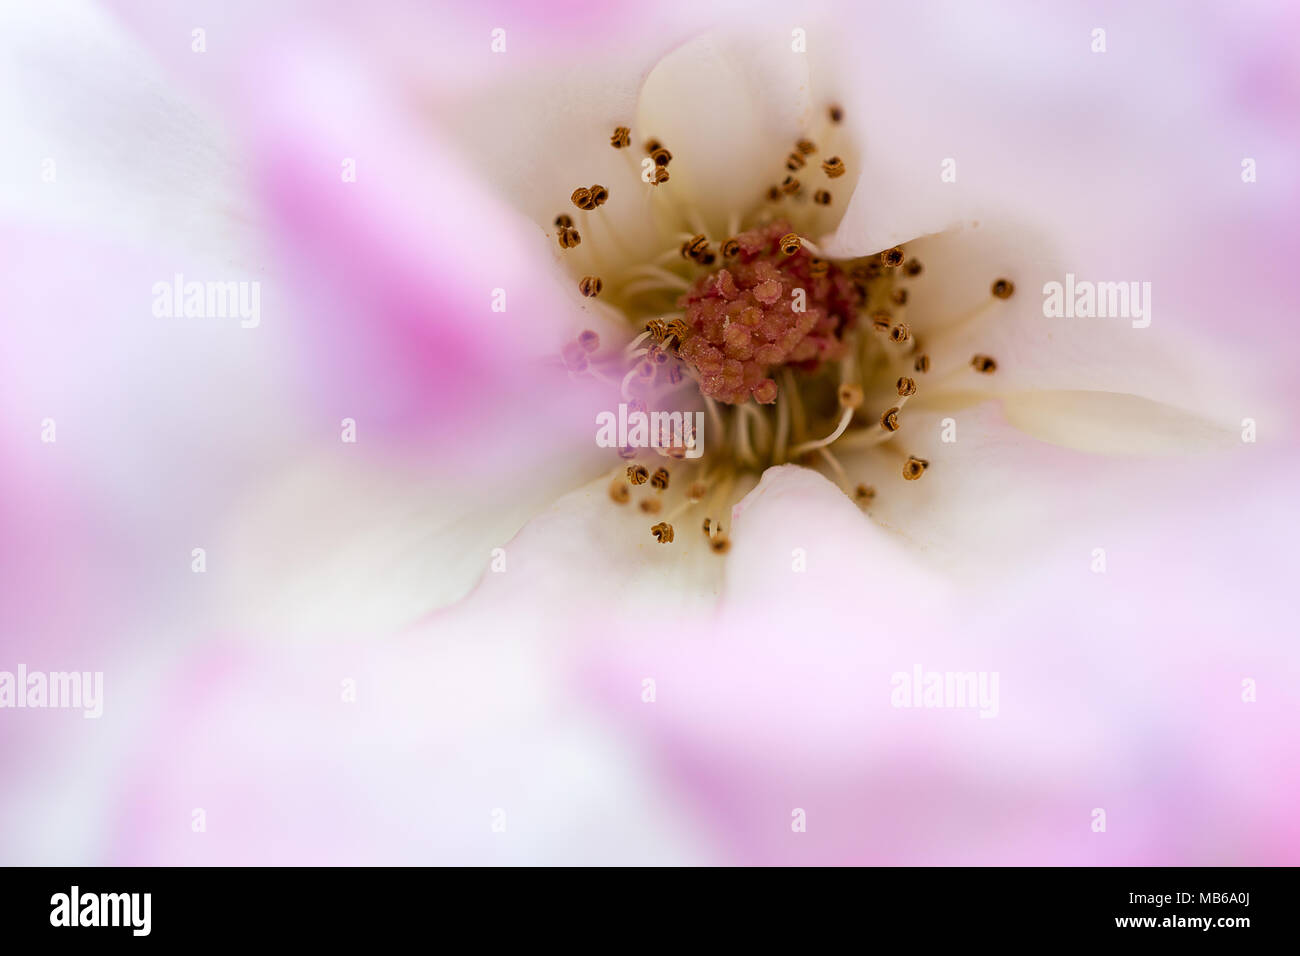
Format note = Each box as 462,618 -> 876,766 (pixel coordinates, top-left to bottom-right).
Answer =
3,0 -> 1297,864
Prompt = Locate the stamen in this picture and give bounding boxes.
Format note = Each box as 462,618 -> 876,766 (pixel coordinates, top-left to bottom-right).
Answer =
572,186 -> 596,211
721,237 -> 740,258
890,288 -> 909,306
627,464 -> 649,485
796,139 -> 817,155
557,226 -> 581,249
790,406 -> 854,456
971,354 -> 998,373
991,278 -> 1015,299
813,189 -> 832,205
903,258 -> 923,277
589,184 -> 609,207
821,156 -> 846,178
902,456 -> 929,480
608,480 -> 630,504
786,151 -> 807,171
650,166 -> 670,185
650,467 -> 670,491
780,175 -> 801,195
709,534 -> 731,554
779,232 -> 802,256
686,480 -> 708,502
855,483 -> 876,503
651,147 -> 673,167
641,498 -> 663,515
896,376 -> 917,396
611,126 -> 631,149
871,312 -> 893,333
914,354 -> 930,373
890,323 -> 911,344
881,247 -> 905,268
579,276 -> 603,297
881,406 -> 901,431
809,257 -> 829,278
828,104 -> 843,124
838,383 -> 864,409
554,214 -> 573,229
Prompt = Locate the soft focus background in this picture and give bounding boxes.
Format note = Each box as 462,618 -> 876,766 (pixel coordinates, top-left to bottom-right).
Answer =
1,0 -> 1297,864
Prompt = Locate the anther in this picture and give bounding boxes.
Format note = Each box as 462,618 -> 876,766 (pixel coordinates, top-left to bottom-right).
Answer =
640,497 -> 662,514
813,189 -> 832,205
881,247 -> 905,267
709,534 -> 731,554
686,480 -> 707,502
665,317 -> 691,345
896,376 -> 917,396
721,237 -> 740,258
627,464 -> 649,485
579,276 -> 603,297
796,139 -> 817,155
890,288 -> 909,306
650,467 -> 670,491
914,354 -> 930,373
780,175 -> 801,195
890,323 -> 911,343
779,233 -> 802,256
992,278 -> 1015,299
650,147 -> 672,167
903,258 -> 923,278
557,226 -> 581,249
971,354 -> 998,373
852,261 -> 883,282
786,151 -> 807,171
702,517 -> 713,535
821,156 -> 846,178
644,138 -> 662,154
838,383 -> 864,409
554,214 -> 573,229
650,522 -> 674,543
855,484 -> 876,502
571,186 -> 596,211
881,407 -> 901,431
680,234 -> 709,260
650,166 -> 670,186
902,456 -> 929,480
828,104 -> 844,124
611,126 -> 631,148
588,184 -> 609,207
871,312 -> 893,333
578,330 -> 600,352
609,480 -> 630,504
809,258 -> 829,278
645,319 -> 668,342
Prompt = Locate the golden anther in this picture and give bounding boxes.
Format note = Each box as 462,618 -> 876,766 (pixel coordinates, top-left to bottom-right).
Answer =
838,383 -> 864,409
855,484 -> 876,502
796,138 -> 817,155
650,522 -> 674,543
611,126 -> 631,148
766,185 -> 782,201
871,311 -> 893,333
578,330 -> 600,352
680,234 -> 708,260
809,257 -> 829,279
828,104 -> 843,124
665,317 -> 691,344
896,376 -> 917,396
780,175 -> 801,195
686,480 -> 707,502
971,354 -> 998,373
813,189 -> 832,205
608,480 -> 630,504
645,319 -> 668,342
650,467 -> 670,491
890,288 -> 909,306
644,138 -> 662,154
992,278 -> 1015,299
881,247 -> 905,267
914,354 -> 930,373
881,406 -> 901,431
588,184 -> 608,207
902,456 -> 929,480
578,276 -> 603,297
779,233 -> 802,256
903,258 -> 923,278
554,213 -> 573,229
709,534 -> 731,554
721,237 -> 740,258
650,147 -> 672,167
627,464 -> 649,485
852,261 -> 883,282
698,251 -> 716,266
890,323 -> 911,343
557,226 -> 581,249
640,497 -> 662,514
786,151 -> 807,171
821,156 -> 846,178
571,186 -> 596,211
650,166 -> 670,186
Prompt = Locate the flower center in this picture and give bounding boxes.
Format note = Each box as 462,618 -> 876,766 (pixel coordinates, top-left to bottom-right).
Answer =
549,106 -> 1012,552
